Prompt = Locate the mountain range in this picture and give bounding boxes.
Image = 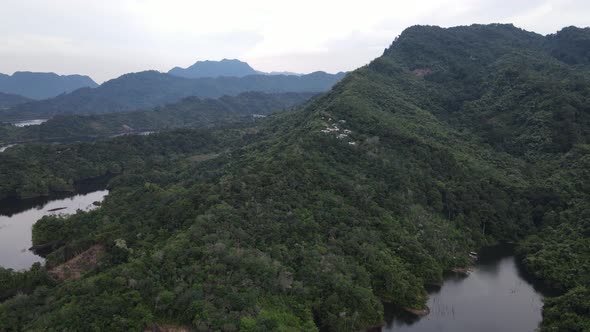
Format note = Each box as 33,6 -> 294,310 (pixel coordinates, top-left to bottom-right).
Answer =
0,72 -> 98,100
0,24 -> 589,332
0,70 -> 344,121
0,92 -> 316,143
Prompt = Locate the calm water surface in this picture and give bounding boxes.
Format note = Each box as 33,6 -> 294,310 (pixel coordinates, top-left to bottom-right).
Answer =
0,190 -> 108,270
0,144 -> 17,152
382,246 -> 546,332
12,119 -> 48,127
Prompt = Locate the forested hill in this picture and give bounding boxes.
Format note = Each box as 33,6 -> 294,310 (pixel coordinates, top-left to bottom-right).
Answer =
0,70 -> 344,121
1,24 -> 589,332
376,24 -> 590,156
545,26 -> 590,65
0,71 -> 98,100
0,92 -> 31,110
0,92 -> 316,147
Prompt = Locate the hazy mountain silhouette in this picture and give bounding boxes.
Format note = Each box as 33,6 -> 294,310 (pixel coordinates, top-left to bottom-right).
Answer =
0,72 -> 98,100
0,70 -> 344,120
168,59 -> 259,78
0,92 -> 31,110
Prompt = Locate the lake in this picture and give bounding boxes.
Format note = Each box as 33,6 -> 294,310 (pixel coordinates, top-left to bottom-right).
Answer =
381,245 -> 546,332
0,190 -> 108,270
12,119 -> 48,127
0,144 -> 17,152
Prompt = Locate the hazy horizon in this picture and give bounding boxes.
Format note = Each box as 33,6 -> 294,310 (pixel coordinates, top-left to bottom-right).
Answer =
2,0 -> 589,83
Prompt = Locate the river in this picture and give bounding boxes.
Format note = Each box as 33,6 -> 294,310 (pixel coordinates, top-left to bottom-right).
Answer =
0,190 -> 108,270
381,245 -> 547,332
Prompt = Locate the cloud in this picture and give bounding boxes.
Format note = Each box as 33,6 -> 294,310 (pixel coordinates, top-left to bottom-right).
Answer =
0,0 -> 588,82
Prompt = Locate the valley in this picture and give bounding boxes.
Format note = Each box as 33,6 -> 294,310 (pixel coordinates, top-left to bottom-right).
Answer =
0,23 -> 589,332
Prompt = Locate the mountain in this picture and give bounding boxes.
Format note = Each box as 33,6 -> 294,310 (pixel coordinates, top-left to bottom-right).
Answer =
545,26 -> 590,65
0,71 -> 98,100
1,24 -> 590,332
0,71 -> 345,121
0,92 -> 31,110
168,59 -> 259,78
0,92 -> 316,144
168,59 -> 305,78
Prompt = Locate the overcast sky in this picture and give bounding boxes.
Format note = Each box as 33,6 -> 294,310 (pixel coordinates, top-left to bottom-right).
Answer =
1,0 -> 588,83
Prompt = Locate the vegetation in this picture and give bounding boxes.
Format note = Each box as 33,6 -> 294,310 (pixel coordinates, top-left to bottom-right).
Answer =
0,24 -> 589,331
0,71 -> 344,121
0,126 -> 252,200
0,92 -> 31,110
0,92 -> 315,145
542,287 -> 590,331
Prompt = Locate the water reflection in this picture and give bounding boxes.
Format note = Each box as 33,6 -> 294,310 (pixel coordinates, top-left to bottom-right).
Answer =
12,119 -> 48,127
381,245 -> 546,332
0,190 -> 108,270
0,144 -> 17,153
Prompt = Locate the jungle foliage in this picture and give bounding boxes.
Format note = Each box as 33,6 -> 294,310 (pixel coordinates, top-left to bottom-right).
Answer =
0,24 -> 589,331
0,92 -> 315,146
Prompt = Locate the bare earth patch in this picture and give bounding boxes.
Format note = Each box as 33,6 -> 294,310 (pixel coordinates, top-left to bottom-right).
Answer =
48,244 -> 105,280
144,324 -> 191,332
88,121 -> 104,130
405,307 -> 430,316
412,68 -> 433,77
188,153 -> 219,162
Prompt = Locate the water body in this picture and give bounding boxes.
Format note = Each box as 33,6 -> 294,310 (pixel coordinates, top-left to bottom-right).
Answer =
0,190 -> 108,270
12,119 -> 48,127
0,144 -> 17,152
382,245 -> 546,332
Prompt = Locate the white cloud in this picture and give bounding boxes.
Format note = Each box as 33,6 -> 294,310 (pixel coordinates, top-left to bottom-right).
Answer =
0,0 -> 588,82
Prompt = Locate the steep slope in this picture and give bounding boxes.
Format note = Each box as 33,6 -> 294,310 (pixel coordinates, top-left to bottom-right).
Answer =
0,71 -> 344,121
0,24 -> 589,332
169,59 -> 258,78
377,24 -> 590,156
0,71 -> 98,100
0,92 -> 31,110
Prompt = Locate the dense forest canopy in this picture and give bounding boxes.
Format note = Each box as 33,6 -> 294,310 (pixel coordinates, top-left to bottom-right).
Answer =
0,92 -> 31,110
0,24 -> 589,331
0,92 -> 316,146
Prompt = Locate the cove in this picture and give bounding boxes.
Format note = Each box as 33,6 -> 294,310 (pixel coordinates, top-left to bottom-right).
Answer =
381,245 -> 548,332
0,190 -> 108,271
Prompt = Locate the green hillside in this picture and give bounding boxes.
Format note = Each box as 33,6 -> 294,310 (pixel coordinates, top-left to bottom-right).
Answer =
0,92 -> 316,146
0,71 -> 344,121
0,92 -> 31,110
1,24 -> 589,331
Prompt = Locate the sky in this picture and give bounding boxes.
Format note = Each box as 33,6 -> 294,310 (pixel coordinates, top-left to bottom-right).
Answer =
0,0 -> 589,83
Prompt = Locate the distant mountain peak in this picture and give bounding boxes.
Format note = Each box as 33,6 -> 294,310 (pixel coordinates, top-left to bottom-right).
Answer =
0,71 -> 97,100
169,59 -> 309,78
168,59 -> 258,79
